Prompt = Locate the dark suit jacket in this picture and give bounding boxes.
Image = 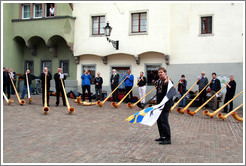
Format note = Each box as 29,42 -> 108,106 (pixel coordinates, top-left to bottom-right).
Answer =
54,73 -> 67,89
210,78 -> 221,92
226,80 -> 236,97
19,73 -> 37,86
110,74 -> 119,86
3,71 -> 11,84
40,72 -> 52,88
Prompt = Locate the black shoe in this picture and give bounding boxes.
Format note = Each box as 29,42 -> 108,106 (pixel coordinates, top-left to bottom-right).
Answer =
55,104 -> 59,107
155,137 -> 165,142
159,140 -> 171,145
63,104 -> 66,106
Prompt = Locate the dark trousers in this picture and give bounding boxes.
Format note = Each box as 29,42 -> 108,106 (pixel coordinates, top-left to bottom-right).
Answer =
82,85 -> 91,101
224,95 -> 234,112
125,86 -> 133,102
199,90 -> 207,106
95,88 -> 102,101
3,83 -> 11,99
111,84 -> 118,102
56,87 -> 66,106
42,86 -> 50,106
157,108 -> 171,141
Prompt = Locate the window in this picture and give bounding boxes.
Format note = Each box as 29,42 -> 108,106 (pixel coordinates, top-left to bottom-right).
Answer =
41,60 -> 52,74
34,3 -> 42,18
131,12 -> 147,33
25,60 -> 34,74
201,16 -> 212,34
82,65 -> 96,84
146,65 -> 161,86
46,3 -> 55,17
59,60 -> 69,76
22,4 -> 30,19
92,16 -> 105,35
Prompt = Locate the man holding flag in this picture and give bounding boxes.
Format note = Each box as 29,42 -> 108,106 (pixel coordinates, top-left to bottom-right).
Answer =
125,67 -> 176,145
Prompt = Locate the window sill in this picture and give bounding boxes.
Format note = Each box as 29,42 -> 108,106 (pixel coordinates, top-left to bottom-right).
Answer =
12,15 -> 76,22
198,33 -> 214,37
129,32 -> 148,36
90,35 -> 105,37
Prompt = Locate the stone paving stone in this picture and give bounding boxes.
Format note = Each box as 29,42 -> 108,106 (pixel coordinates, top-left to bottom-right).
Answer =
2,95 -> 244,163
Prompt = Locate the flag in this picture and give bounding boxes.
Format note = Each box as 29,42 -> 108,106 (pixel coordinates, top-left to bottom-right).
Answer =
125,80 -> 176,126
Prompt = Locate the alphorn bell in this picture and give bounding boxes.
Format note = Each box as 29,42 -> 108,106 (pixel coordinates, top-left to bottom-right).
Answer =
187,82 -> 230,116
97,77 -> 128,107
231,112 -> 243,122
177,79 -> 212,114
203,91 -> 243,118
61,78 -> 75,114
76,97 -> 81,105
43,73 -> 50,114
170,79 -> 199,112
26,73 -> 32,104
3,92 -> 14,105
9,74 -> 25,105
217,103 -> 243,121
112,79 -> 141,108
128,86 -> 157,108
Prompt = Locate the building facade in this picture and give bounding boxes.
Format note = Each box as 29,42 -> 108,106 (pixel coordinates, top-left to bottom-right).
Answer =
72,2 -> 244,106
3,2 -> 244,106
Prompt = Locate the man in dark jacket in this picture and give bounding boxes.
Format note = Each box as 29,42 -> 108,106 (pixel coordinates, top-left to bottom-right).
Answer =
178,75 -> 187,107
20,69 -> 37,99
95,72 -> 103,101
210,73 -> 221,110
54,68 -> 67,106
40,67 -> 52,106
223,75 -> 236,113
110,69 -> 119,102
197,71 -> 208,106
3,67 -> 11,99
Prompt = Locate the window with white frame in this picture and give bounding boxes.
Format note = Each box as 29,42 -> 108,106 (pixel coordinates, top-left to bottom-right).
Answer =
34,3 -> 42,18
131,12 -> 147,33
22,4 -> 30,19
146,65 -> 161,86
201,16 -> 212,34
82,65 -> 96,84
92,16 -> 105,35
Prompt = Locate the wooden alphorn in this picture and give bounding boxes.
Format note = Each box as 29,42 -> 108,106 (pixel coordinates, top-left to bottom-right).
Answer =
203,91 -> 243,118
174,82 -> 179,89
81,101 -> 97,106
170,79 -> 199,112
43,73 -> 49,114
128,86 -> 156,108
112,79 -> 141,108
217,103 -> 243,121
26,73 -> 32,104
61,78 -> 75,114
231,112 -> 243,122
177,79 -> 212,114
97,77 -> 128,107
3,92 -> 14,105
9,74 -> 25,105
187,82 -> 230,116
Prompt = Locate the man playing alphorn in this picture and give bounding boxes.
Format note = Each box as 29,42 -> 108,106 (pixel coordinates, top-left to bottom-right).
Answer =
54,68 -> 67,107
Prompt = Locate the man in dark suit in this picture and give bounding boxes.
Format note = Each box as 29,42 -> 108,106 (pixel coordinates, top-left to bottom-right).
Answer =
210,73 -> 221,110
110,69 -> 119,102
54,68 -> 67,106
197,71 -> 208,106
39,67 -> 52,106
3,67 -> 11,99
223,75 -> 236,113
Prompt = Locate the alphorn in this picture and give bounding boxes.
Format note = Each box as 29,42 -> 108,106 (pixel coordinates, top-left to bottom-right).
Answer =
112,79 -> 141,108
43,73 -> 49,114
170,79 -> 199,112
203,91 -> 243,118
231,112 -> 243,122
174,82 -> 179,89
81,101 -> 97,106
76,97 -> 81,105
3,92 -> 14,105
26,73 -> 32,104
177,79 -> 212,114
217,103 -> 243,121
187,82 -> 230,116
128,86 -> 157,108
61,78 -> 75,114
97,77 -> 128,107
9,74 -> 25,105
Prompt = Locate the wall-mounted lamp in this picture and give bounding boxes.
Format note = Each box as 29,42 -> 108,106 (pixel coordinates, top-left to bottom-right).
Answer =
104,22 -> 119,50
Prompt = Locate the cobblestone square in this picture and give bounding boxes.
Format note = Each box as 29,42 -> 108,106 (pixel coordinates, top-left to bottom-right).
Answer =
2,95 -> 244,163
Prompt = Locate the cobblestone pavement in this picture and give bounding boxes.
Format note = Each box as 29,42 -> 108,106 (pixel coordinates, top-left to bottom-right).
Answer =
2,95 -> 244,163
